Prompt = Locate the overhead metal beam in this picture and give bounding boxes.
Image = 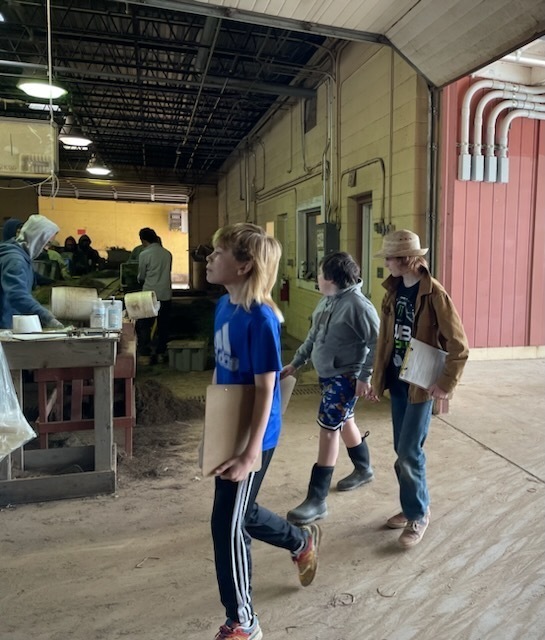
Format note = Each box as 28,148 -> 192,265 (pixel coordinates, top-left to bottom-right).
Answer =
119,0 -> 388,45
0,60 -> 315,98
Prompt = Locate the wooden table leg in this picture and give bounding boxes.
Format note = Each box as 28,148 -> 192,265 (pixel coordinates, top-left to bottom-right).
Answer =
11,370 -> 25,470
93,365 -> 114,472
0,456 -> 11,481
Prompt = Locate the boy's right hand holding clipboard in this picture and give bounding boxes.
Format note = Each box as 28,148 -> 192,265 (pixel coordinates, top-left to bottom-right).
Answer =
200,376 -> 297,478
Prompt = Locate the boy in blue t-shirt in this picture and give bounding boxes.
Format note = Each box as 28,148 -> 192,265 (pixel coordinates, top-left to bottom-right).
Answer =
206,223 -> 321,640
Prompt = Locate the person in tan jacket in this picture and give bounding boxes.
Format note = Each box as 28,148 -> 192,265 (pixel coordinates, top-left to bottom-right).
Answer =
369,229 -> 468,549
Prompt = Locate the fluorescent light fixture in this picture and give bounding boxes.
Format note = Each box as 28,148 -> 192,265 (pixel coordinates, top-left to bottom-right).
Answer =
86,154 -> 111,176
17,79 -> 67,100
58,115 -> 93,148
60,134 -> 93,147
0,12 -> 5,22
28,102 -> 61,111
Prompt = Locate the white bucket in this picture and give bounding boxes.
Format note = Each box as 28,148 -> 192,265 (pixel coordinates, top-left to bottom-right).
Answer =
124,291 -> 160,320
12,314 -> 42,333
51,287 -> 98,321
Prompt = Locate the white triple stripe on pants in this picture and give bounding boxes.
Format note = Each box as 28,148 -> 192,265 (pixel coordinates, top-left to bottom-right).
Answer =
230,472 -> 256,625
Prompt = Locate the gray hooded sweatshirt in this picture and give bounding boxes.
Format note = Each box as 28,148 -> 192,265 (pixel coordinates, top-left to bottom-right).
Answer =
0,214 -> 60,329
291,281 -> 380,382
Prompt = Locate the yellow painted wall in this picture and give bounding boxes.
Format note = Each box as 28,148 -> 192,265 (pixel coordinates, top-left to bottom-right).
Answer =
189,185 -> 219,247
218,41 -> 429,341
38,197 -> 189,277
338,46 -> 429,293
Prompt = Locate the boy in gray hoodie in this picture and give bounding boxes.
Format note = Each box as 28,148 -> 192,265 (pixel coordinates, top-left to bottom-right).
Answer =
281,252 -> 379,525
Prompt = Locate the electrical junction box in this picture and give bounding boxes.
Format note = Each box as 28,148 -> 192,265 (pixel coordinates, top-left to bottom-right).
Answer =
316,222 -> 339,266
168,207 -> 188,232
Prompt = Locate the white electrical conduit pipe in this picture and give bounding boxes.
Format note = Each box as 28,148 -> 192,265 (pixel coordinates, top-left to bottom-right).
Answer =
461,81 -> 512,155
496,110 -> 545,182
458,80 -> 545,180
503,54 -> 545,69
472,90 -> 545,180
484,101 -> 545,182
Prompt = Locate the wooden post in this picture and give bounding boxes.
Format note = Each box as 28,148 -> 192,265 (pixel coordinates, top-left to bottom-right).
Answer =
94,365 -> 114,471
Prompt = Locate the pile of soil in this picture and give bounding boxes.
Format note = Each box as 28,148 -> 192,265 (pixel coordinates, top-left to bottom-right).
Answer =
135,378 -> 205,426
120,379 -> 205,479
120,420 -> 201,479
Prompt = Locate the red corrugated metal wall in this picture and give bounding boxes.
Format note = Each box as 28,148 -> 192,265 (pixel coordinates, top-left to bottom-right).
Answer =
440,78 -> 545,349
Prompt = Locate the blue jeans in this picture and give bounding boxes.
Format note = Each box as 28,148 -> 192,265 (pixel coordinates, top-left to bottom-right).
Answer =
389,378 -> 433,521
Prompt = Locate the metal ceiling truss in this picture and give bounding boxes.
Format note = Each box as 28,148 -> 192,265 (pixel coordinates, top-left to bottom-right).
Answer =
0,0 -> 327,185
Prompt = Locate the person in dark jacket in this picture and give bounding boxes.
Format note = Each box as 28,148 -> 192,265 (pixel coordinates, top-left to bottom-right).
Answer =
63,235 -> 78,257
62,235 -> 87,276
2,218 -> 23,241
78,234 -> 103,273
0,214 -> 64,329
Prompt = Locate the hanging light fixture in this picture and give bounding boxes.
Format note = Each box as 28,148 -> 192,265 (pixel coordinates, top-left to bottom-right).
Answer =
17,78 -> 67,100
28,102 -> 61,112
58,114 -> 93,148
86,153 -> 111,176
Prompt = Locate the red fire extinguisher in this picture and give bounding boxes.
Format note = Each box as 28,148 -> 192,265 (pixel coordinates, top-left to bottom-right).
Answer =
280,276 -> 289,302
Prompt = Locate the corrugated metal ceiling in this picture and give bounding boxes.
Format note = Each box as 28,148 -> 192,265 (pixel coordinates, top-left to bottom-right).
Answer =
0,0 -> 326,186
0,0 -> 543,193
176,0 -> 545,86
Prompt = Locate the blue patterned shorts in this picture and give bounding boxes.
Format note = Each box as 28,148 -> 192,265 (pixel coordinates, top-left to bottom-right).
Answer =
317,374 -> 358,430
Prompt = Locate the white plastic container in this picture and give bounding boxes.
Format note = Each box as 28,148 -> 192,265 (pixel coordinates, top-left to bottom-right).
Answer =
90,298 -> 106,329
106,299 -> 123,330
12,314 -> 42,333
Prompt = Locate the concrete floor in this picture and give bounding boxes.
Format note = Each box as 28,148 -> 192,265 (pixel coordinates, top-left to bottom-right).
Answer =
2,358 -> 544,640
256,357 -> 545,639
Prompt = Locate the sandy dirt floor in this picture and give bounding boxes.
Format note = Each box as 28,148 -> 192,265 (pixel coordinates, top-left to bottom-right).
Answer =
1,359 -> 544,640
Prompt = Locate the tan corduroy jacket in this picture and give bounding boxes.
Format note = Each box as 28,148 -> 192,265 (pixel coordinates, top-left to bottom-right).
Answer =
372,268 -> 469,404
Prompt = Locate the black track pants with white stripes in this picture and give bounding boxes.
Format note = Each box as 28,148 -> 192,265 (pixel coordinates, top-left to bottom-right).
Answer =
211,447 -> 306,625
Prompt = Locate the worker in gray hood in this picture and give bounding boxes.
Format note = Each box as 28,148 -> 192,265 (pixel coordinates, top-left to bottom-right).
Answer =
0,214 -> 64,329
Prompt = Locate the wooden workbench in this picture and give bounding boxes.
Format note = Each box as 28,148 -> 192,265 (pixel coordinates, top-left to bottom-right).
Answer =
0,335 -> 118,505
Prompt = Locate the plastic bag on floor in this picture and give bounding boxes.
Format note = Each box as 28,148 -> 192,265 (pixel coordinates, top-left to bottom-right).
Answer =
0,343 -> 36,462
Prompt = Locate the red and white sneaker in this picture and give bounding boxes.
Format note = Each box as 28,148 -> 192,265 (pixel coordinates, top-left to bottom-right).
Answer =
214,617 -> 262,640
292,523 -> 321,587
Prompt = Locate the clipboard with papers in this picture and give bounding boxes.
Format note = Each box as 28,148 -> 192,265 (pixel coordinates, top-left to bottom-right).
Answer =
399,338 -> 447,390
200,375 -> 297,477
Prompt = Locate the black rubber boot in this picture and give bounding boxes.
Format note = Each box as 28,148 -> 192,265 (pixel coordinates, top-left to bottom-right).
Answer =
287,464 -> 334,525
336,433 -> 374,491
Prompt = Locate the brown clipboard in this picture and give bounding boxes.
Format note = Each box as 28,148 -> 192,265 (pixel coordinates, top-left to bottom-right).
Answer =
201,384 -> 259,477
200,376 -> 297,477
280,375 -> 297,414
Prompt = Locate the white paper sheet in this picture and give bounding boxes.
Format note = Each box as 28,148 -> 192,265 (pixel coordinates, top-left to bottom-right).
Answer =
399,338 -> 447,390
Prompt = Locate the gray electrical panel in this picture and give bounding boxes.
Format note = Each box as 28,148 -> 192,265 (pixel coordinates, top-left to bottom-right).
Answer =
316,222 -> 339,267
